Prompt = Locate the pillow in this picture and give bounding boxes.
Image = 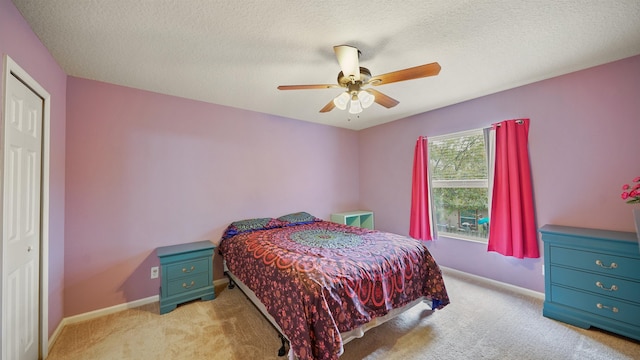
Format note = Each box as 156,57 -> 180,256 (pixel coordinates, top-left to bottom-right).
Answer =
221,217 -> 286,240
277,212 -> 322,226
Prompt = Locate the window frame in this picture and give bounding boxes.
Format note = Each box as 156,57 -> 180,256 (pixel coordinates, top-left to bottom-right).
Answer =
428,128 -> 490,243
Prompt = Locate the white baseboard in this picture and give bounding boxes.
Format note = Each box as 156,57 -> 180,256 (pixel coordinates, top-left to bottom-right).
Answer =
214,277 -> 230,285
441,266 -> 545,300
47,278 -> 230,354
47,319 -> 66,353
64,295 -> 160,326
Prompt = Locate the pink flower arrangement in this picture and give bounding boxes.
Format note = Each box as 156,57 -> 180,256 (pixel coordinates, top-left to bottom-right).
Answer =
621,176 -> 640,204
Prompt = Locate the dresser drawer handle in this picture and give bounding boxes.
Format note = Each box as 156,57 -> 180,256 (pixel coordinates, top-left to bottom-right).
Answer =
595,281 -> 618,291
595,260 -> 617,269
182,266 -> 195,273
182,281 -> 196,289
596,303 -> 619,313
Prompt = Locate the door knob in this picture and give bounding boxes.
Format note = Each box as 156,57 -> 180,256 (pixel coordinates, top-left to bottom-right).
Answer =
27,246 -> 33,252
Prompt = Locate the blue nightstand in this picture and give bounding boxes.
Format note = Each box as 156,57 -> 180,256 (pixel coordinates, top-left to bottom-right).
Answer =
157,240 -> 215,314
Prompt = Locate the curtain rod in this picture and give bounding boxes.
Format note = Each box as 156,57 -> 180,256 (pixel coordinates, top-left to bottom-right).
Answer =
420,118 -> 528,137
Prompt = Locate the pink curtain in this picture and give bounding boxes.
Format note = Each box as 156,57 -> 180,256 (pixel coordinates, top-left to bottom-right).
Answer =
487,119 -> 539,258
409,136 -> 432,240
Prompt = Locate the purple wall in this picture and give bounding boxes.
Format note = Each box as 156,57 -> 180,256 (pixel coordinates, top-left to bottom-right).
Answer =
358,55 -> 640,292
64,77 -> 360,316
1,0 -> 67,337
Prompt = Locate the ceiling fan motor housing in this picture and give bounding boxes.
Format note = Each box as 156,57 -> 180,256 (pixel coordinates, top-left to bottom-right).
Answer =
337,67 -> 372,87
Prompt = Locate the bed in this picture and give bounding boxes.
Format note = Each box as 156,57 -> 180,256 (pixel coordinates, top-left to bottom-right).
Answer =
218,212 -> 450,360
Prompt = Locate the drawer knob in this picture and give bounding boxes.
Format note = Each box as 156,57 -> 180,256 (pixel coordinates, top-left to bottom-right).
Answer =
182,266 -> 195,273
596,303 -> 619,313
595,260 -> 617,269
595,281 -> 618,291
182,281 -> 196,289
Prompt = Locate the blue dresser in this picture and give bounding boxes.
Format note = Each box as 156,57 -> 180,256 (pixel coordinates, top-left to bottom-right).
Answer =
157,240 -> 216,314
540,225 -> 640,341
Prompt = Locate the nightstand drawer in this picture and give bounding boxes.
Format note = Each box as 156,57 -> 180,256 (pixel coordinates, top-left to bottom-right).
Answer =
551,285 -> 640,326
166,272 -> 211,296
549,246 -> 640,280
551,266 -> 640,302
165,258 -> 209,280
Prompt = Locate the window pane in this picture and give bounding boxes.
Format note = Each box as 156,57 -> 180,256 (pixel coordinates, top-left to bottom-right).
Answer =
429,130 -> 489,242
430,131 -> 487,181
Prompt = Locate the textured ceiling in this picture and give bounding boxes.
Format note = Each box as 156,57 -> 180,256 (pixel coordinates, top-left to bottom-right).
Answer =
12,0 -> 640,130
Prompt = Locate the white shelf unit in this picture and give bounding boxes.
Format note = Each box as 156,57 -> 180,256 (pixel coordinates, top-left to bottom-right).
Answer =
330,210 -> 374,230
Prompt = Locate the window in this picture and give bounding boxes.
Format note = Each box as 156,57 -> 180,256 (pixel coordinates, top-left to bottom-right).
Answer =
429,129 -> 489,242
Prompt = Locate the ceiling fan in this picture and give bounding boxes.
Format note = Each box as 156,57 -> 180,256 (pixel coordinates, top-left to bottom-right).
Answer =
277,45 -> 441,114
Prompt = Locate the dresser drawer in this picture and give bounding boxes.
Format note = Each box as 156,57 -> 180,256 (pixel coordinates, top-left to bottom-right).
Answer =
549,246 -> 640,281
551,285 -> 640,326
165,258 -> 209,280
166,272 -> 211,296
550,265 -> 640,302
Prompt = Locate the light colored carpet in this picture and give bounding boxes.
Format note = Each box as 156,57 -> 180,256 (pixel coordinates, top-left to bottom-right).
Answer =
47,269 -> 640,359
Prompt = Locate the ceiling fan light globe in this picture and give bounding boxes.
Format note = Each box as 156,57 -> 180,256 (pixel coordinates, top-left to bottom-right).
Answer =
359,90 -> 374,108
333,92 -> 350,110
349,99 -> 363,114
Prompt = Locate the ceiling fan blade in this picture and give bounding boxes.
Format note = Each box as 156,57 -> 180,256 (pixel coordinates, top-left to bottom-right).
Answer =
366,89 -> 399,108
278,84 -> 340,90
333,45 -> 360,81
369,62 -> 441,86
319,99 -> 336,113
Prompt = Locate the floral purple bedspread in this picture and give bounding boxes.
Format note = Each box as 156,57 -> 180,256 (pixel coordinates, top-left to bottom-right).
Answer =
219,220 -> 449,360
